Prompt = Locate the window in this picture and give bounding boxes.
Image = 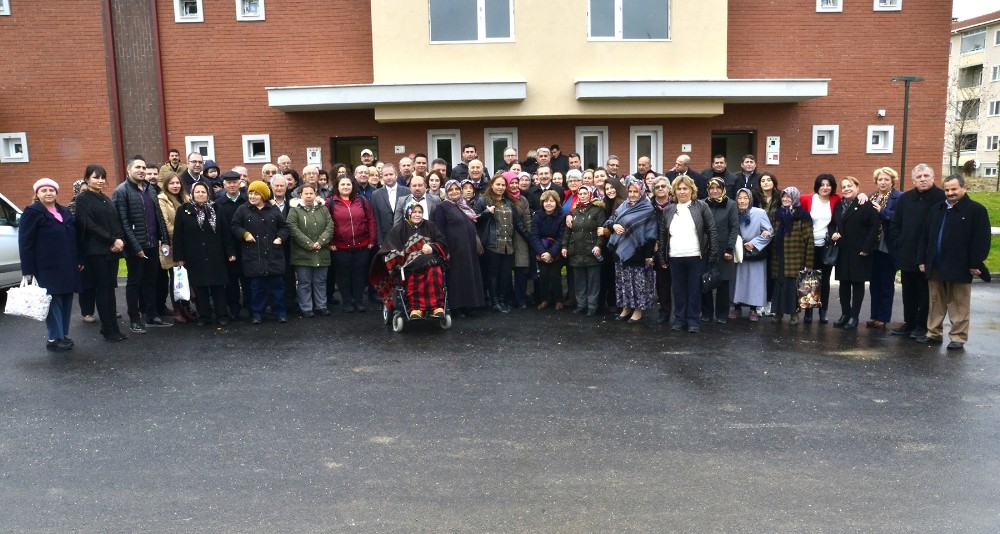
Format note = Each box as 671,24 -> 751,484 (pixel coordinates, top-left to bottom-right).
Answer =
956,99 -> 980,120
961,31 -> 986,54
429,0 -> 512,43
866,125 -> 894,154
0,0 -> 10,16
575,127 -> 609,170
629,126 -> 663,174
427,129 -> 461,170
811,125 -> 839,154
0,132 -> 28,163
590,0 -> 669,40
242,134 -> 271,164
992,65 -> 1000,82
873,0 -> 900,11
236,0 -> 264,21
995,30 -> 1000,46
959,133 -> 978,152
990,101 -> 1000,116
483,128 -> 518,173
987,135 -> 1000,151
816,0 -> 842,12
985,166 -> 998,177
185,135 -> 215,161
174,0 -> 203,22
958,65 -> 983,88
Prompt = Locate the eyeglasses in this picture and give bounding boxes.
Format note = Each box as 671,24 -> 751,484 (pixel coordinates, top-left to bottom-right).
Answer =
189,160 -> 204,164
655,185 -> 669,189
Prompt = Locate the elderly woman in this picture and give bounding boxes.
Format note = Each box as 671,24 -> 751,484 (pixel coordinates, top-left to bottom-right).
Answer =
561,185 -> 607,316
158,172 -> 191,323
18,179 -> 82,351
531,190 -> 566,310
867,167 -> 903,328
702,177 -> 739,323
232,181 -> 290,324
769,187 -> 814,325
475,173 -> 530,313
173,182 -> 235,326
374,202 -> 448,319
658,175 -> 718,333
287,184 -> 334,317
828,176 -> 880,330
603,178 -> 657,323
433,179 -> 486,317
561,170 -> 583,214
731,188 -> 773,320
649,175 -> 673,323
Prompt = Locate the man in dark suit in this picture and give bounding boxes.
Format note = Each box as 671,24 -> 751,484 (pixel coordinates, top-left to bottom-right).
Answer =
526,165 -> 564,213
179,152 -> 207,194
666,155 -> 707,199
371,163 -> 409,245
393,174 -> 441,225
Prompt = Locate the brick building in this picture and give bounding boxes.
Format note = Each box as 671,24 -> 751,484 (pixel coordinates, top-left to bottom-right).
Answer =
0,0 -> 949,208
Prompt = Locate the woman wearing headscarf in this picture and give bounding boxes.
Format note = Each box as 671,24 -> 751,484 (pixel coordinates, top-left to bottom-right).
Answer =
657,175 -> 718,333
18,178 -> 82,351
649,175 -> 673,323
287,184 -> 334,317
602,178 -> 657,323
432,179 -> 486,317
769,187 -> 814,325
373,202 -> 448,319
731,188 -> 773,320
173,182 -> 235,326
866,167 -> 902,328
74,165 -> 127,341
530,190 -> 566,310
506,171 -> 533,309
561,185 -> 607,316
702,177 -> 739,323
827,176 -> 880,330
474,174 -> 530,313
158,172 -> 191,323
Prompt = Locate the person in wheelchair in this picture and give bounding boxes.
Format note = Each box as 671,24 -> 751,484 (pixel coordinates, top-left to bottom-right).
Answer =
372,201 -> 449,320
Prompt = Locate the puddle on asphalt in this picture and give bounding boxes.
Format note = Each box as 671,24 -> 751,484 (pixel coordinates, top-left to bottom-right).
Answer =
824,348 -> 887,360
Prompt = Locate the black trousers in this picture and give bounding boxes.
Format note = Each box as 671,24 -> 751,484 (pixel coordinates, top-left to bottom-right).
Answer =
655,264 -> 672,315
481,249 -> 514,305
702,280 -> 731,321
536,258 -> 564,305
900,269 -> 929,333
87,255 -> 122,337
125,249 -> 159,322
812,245 -> 833,314
333,248 -> 369,308
193,284 -> 228,321
838,281 -> 866,320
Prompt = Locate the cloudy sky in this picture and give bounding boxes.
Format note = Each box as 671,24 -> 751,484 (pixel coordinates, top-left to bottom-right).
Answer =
954,0 -> 1000,21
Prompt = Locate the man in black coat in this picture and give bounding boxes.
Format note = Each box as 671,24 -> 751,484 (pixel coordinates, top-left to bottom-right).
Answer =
703,155 -> 739,200
179,152 -> 207,194
526,166 -> 564,213
889,164 -> 946,339
914,175 -> 991,349
730,154 -> 761,196
666,155 -> 707,200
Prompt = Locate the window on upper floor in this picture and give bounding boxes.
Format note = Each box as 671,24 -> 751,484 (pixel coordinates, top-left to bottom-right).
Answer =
242,134 -> 271,164
989,100 -> 1000,116
958,133 -> 978,152
174,0 -> 203,23
236,0 -> 265,21
185,135 -> 215,162
816,0 -> 842,12
0,132 -> 28,163
866,126 -> 894,154
995,30 -> 1000,46
812,125 -> 839,155
0,0 -> 10,16
992,65 -> 1000,82
429,0 -> 513,43
873,0 -> 900,11
986,135 -> 999,151
958,65 -> 984,88
961,31 -> 986,54
956,99 -> 980,120
589,0 -> 669,40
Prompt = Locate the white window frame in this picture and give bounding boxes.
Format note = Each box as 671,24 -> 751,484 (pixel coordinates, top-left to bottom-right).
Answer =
873,0 -> 900,11
429,0 -> 514,44
483,128 -> 518,173
816,0 -> 842,12
0,0 -> 10,16
588,0 -> 671,41
812,125 -> 839,154
995,30 -> 1000,46
235,0 -> 265,21
985,166 -> 998,177
992,65 -> 1000,82
174,0 -> 204,23
866,125 -> 894,154
185,135 -> 215,162
0,132 -> 29,163
427,129 -> 462,169
242,134 -> 271,164
987,135 -> 1000,151
989,101 -> 1000,117
961,30 -> 986,55
629,126 -> 663,174
575,126 -> 610,170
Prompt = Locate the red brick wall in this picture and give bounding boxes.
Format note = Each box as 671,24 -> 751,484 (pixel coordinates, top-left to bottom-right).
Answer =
0,1 -> 116,208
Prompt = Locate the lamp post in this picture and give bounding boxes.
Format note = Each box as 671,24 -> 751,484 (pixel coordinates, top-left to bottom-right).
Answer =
891,76 -> 924,189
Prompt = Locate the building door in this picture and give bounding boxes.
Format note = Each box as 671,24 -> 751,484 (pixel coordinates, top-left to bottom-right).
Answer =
484,128 -> 518,173
711,131 -> 756,173
576,126 -> 609,170
331,136 -> 378,169
427,129 -> 462,172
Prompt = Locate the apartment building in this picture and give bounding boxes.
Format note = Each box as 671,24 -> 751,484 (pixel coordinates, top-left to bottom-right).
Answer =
946,10 -> 1000,178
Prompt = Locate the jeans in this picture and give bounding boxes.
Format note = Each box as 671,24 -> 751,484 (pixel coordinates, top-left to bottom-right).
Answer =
125,249 -> 159,322
45,293 -> 74,341
295,266 -> 329,313
868,250 -> 897,323
670,256 -> 704,328
572,265 -> 601,311
536,258 -> 564,305
482,249 -> 514,306
250,275 -> 285,318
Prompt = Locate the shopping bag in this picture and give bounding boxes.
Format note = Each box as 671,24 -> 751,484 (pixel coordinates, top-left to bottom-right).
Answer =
797,269 -> 822,309
4,276 -> 52,321
173,266 -> 191,301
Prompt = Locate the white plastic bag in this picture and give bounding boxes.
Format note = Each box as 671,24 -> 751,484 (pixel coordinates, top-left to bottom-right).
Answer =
5,276 -> 52,321
173,266 -> 190,301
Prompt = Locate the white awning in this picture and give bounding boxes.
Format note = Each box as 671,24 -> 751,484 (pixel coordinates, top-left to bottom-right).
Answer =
574,78 -> 829,103
267,81 -> 527,112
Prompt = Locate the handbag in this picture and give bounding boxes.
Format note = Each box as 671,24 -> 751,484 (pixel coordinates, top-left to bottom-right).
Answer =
701,267 -> 723,294
821,238 -> 839,265
797,269 -> 823,309
4,276 -> 52,322
173,266 -> 191,301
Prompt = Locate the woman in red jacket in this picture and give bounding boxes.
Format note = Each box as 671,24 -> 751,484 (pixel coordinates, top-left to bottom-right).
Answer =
327,176 -> 376,313
799,174 -> 841,324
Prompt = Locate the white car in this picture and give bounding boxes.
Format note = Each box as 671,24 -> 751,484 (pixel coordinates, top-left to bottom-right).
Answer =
0,192 -> 23,289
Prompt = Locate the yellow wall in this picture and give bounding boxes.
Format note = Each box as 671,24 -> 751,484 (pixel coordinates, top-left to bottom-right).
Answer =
370,0 -> 728,121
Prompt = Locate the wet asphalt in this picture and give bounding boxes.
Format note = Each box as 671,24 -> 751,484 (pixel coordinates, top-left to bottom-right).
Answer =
1,283 -> 999,532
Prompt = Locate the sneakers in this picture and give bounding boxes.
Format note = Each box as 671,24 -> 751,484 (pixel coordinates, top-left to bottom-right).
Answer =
130,321 -> 148,334
82,315 -> 97,323
46,339 -> 73,352
147,316 -> 172,327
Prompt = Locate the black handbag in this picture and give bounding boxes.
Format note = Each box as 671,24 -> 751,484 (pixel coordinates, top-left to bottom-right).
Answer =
743,244 -> 768,261
701,268 -> 723,294
821,239 -> 839,265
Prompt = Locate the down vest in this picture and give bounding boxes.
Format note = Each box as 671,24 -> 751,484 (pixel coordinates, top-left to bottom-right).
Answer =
231,202 -> 290,278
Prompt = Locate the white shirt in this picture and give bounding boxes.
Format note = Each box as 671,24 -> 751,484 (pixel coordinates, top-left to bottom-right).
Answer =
385,185 -> 398,210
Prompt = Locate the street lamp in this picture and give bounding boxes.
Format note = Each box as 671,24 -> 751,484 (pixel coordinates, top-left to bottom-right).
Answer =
891,75 -> 924,189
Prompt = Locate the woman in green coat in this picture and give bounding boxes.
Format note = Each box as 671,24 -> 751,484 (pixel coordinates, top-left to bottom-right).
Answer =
287,184 -> 334,317
561,185 -> 607,316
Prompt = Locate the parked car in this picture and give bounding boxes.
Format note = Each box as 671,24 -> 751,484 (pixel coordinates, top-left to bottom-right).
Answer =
0,191 -> 23,290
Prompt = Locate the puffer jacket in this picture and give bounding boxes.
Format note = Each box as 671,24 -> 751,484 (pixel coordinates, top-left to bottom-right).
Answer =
287,202 -> 334,267
231,202 -> 289,278
562,201 -> 607,268
112,179 -> 169,253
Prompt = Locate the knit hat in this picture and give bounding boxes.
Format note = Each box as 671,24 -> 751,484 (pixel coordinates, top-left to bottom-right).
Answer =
247,180 -> 271,201
33,178 -> 59,193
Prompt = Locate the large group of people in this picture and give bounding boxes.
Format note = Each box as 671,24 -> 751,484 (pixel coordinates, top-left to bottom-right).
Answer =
14,144 -> 993,353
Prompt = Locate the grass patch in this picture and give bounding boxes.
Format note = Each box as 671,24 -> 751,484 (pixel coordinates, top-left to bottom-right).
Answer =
990,237 -> 1000,274
969,192 -> 1000,226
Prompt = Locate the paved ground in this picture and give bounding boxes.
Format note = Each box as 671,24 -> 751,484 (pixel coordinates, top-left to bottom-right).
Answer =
1,283 -> 999,532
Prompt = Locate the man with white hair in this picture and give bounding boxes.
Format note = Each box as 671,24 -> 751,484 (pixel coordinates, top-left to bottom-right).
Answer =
277,154 -> 292,173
